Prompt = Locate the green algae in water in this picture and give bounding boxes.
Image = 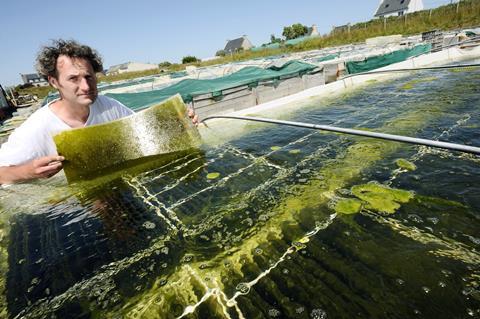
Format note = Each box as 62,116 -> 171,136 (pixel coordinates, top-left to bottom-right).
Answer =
270,146 -> 281,151
289,149 -> 301,154
335,198 -> 363,215
10,63 -> 480,319
351,183 -> 414,214
206,172 -> 220,179
54,95 -> 201,183
400,77 -> 438,90
448,67 -> 478,73
395,158 -> 417,171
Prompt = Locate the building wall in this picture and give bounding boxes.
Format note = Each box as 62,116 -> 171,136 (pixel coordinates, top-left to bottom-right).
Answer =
119,63 -> 158,74
377,0 -> 424,17
108,63 -> 158,75
407,0 -> 424,13
241,38 -> 254,51
191,72 -> 328,118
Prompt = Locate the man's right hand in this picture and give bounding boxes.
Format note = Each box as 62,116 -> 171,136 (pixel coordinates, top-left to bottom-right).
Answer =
0,155 -> 65,185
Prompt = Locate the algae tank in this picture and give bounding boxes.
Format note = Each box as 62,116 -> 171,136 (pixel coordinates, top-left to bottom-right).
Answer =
1,65 -> 480,318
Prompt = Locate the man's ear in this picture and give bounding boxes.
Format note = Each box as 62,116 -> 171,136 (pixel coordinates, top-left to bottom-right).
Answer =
48,76 -> 58,89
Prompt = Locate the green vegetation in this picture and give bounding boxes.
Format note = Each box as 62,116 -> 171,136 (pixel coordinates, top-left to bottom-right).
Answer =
182,55 -> 200,64
400,76 -> 438,90
270,34 -> 282,44
395,158 -> 417,171
335,198 -> 363,214
206,172 -> 221,179
282,23 -> 309,40
14,84 -> 52,100
351,183 -> 414,214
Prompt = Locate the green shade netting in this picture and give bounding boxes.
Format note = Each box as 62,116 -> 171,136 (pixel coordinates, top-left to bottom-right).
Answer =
316,54 -> 339,62
106,60 -> 318,110
170,71 -> 188,79
285,35 -> 320,46
98,78 -> 154,91
346,44 -> 432,74
251,43 -> 281,51
54,94 -> 201,182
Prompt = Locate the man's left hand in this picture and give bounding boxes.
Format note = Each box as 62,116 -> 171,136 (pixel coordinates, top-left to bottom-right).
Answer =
188,108 -> 199,126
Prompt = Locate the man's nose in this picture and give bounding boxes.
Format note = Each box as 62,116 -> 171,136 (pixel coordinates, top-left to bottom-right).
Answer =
79,77 -> 92,91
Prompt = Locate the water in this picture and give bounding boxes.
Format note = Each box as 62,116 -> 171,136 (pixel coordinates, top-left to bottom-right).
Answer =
1,66 -> 480,318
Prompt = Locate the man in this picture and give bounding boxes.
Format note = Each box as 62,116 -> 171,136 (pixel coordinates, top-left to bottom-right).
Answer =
0,39 -> 197,184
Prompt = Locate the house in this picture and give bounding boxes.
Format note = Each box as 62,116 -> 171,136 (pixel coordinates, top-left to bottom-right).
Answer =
374,0 -> 424,18
331,23 -> 351,35
224,36 -> 253,54
307,24 -> 320,37
20,73 -> 48,87
106,62 -> 158,76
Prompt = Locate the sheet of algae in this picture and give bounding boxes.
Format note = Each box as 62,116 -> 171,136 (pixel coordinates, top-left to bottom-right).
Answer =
350,182 -> 413,214
98,99 -> 457,318
335,198 -> 363,214
54,94 -> 201,182
395,158 -> 417,171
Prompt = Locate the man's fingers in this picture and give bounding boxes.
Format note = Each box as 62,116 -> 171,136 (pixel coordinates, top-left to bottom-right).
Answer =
34,161 -> 63,178
187,108 -> 199,126
192,115 -> 199,125
34,155 -> 65,167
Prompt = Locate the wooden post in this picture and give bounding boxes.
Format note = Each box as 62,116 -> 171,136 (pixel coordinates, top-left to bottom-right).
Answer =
384,17 -> 386,32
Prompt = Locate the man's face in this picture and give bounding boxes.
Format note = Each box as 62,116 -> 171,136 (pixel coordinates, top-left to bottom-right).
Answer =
49,55 -> 98,107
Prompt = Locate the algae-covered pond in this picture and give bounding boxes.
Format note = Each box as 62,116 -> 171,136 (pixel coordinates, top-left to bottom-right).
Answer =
1,65 -> 480,318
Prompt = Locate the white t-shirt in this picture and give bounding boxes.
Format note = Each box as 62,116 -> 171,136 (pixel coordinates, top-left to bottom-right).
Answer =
0,95 -> 134,166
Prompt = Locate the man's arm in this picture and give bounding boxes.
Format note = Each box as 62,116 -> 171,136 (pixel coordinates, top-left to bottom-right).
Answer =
0,155 -> 64,185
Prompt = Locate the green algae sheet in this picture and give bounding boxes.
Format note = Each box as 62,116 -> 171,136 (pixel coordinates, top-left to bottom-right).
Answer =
53,94 -> 201,182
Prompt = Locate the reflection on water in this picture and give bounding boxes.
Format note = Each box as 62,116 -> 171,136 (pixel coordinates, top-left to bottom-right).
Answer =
1,66 -> 480,318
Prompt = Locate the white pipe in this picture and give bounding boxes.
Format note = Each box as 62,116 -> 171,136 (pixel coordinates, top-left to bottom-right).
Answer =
201,115 -> 480,155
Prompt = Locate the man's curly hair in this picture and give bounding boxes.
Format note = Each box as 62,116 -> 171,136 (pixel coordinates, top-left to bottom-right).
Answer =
36,39 -> 103,80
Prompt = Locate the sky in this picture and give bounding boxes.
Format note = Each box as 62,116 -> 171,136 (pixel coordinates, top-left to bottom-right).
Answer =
0,0 -> 457,87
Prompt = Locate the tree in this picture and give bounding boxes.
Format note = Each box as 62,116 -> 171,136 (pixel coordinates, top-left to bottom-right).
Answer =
270,34 -> 282,43
282,26 -> 295,40
282,23 -> 309,40
158,61 -> 172,68
292,23 -> 308,37
182,56 -> 200,64
215,50 -> 226,57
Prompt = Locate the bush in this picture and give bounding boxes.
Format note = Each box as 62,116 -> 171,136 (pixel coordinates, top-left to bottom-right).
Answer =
158,61 -> 172,68
182,56 -> 200,64
282,23 -> 308,40
215,50 -> 226,57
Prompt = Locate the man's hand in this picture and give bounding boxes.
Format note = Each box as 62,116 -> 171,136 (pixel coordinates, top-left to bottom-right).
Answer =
28,156 -> 65,179
188,108 -> 199,126
0,155 -> 65,185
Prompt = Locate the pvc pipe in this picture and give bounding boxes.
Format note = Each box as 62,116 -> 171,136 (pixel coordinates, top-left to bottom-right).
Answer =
341,63 -> 480,80
201,115 -> 480,155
